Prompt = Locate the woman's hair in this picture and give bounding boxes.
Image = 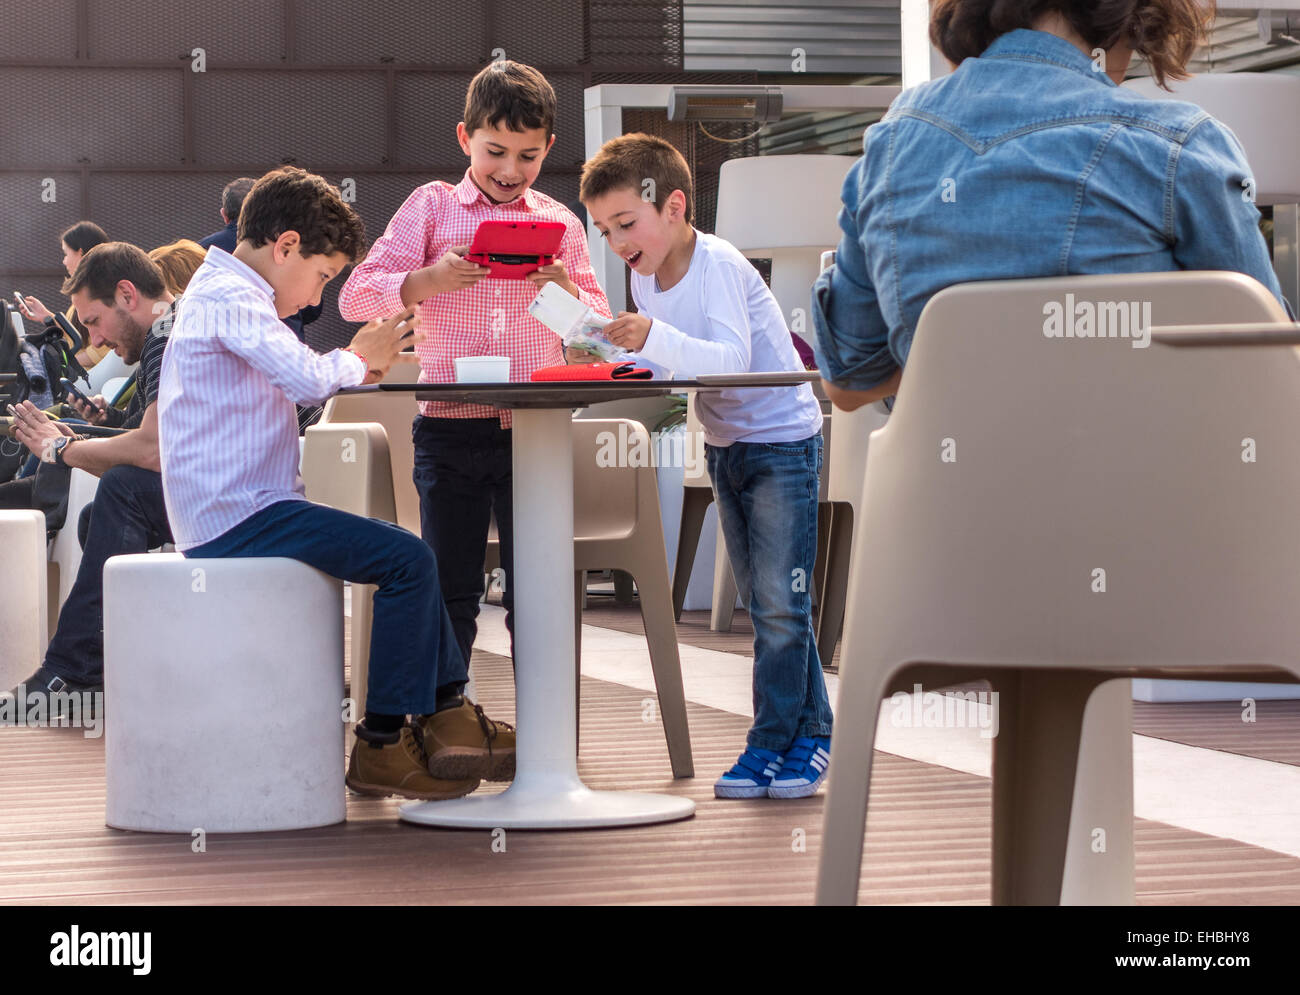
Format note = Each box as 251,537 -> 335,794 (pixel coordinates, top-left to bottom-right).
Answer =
61,220 -> 108,255
930,0 -> 1215,88
148,239 -> 208,296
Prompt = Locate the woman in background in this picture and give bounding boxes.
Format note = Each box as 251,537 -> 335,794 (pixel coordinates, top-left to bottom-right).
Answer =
15,221 -> 111,370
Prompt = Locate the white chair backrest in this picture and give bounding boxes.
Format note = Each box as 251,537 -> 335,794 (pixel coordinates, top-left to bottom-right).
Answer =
86,350 -> 136,395
572,418 -> 645,540
715,154 -> 853,344
852,270 -> 1298,672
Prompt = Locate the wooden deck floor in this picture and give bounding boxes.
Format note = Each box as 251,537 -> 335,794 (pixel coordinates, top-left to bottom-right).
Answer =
4,643 -> 1300,905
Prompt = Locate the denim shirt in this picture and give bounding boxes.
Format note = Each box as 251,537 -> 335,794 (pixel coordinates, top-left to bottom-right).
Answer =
812,29 -> 1290,392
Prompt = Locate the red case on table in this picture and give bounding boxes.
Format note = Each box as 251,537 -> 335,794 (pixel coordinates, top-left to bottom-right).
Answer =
530,362 -> 653,381
465,220 -> 568,278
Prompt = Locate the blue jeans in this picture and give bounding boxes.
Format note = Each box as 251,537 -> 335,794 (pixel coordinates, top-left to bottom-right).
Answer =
44,465 -> 171,685
185,499 -> 463,716
707,435 -> 834,751
412,416 -> 514,667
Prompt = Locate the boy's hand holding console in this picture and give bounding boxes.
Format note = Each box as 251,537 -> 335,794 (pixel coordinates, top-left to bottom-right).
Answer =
345,306 -> 423,385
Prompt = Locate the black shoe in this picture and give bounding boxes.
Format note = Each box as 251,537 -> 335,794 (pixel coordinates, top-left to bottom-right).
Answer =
6,666 -> 104,722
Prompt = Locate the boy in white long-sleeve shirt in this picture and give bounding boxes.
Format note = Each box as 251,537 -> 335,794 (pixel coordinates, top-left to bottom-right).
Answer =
580,134 -> 833,799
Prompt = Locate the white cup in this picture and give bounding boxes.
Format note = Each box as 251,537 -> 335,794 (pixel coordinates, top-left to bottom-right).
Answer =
453,355 -> 511,383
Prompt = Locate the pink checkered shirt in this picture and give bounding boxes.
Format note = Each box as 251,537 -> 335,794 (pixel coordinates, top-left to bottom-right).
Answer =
338,169 -> 611,426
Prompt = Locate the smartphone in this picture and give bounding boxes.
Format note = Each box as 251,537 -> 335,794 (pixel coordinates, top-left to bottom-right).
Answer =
60,377 -> 94,408
12,291 -> 25,308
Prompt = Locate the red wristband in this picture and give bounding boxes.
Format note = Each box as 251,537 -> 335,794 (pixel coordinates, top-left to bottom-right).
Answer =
342,347 -> 369,380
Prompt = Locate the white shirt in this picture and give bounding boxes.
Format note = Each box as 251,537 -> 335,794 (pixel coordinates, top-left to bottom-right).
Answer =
632,231 -> 822,446
158,247 -> 366,550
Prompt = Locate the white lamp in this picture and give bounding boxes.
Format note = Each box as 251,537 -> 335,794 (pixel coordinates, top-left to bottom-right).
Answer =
714,155 -> 854,344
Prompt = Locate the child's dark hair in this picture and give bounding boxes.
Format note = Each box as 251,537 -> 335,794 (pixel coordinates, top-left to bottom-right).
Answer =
62,242 -> 166,305
463,60 -> 557,138
238,167 -> 367,262
580,133 -> 694,224
930,0 -> 1213,88
61,221 -> 108,255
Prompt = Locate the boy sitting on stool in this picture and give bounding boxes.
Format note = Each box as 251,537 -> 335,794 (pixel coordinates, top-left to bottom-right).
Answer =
158,166 -> 505,802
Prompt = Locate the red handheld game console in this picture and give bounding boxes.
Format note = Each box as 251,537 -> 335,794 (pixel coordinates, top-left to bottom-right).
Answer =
465,220 -> 567,278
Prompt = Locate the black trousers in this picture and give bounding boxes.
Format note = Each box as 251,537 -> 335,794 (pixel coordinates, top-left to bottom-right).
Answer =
411,416 -> 514,676
44,465 -> 171,684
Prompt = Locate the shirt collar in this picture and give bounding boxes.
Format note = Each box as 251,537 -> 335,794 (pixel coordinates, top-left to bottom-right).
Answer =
203,245 -> 276,300
452,168 -> 541,211
981,28 -> 1118,88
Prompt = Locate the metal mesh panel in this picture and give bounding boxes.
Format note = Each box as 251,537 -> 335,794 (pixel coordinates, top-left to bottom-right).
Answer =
0,0 -> 78,60
192,71 -> 388,168
590,1 -> 683,69
88,0 -> 283,63
394,71 -> 587,171
492,1 -> 585,64
394,73 -> 474,167
294,0 -> 486,64
545,73 -> 588,170
0,172 -> 84,272
86,173 -> 228,256
0,68 -> 183,168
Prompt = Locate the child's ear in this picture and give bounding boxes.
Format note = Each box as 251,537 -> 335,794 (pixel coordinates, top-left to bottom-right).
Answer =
456,122 -> 472,156
273,230 -> 301,262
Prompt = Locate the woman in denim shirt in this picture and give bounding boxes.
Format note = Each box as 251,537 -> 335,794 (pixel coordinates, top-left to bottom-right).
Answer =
813,0 -> 1290,411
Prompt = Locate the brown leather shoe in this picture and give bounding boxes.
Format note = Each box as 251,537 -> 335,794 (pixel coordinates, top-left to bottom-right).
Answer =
346,723 -> 480,801
420,698 -> 516,782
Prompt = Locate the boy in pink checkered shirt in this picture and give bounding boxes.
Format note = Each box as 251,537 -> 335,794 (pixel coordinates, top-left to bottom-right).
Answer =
339,61 -> 610,766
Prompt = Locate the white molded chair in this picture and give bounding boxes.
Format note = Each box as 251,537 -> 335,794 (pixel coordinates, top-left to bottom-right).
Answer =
818,271 -> 1300,906
104,553 -> 345,832
85,351 -> 136,396
0,510 -> 48,689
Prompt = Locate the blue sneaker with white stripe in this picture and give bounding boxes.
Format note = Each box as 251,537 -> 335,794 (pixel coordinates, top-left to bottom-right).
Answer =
768,736 -> 830,798
714,746 -> 784,799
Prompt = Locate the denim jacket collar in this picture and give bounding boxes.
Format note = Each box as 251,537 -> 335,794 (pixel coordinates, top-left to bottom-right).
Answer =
980,28 -> 1117,88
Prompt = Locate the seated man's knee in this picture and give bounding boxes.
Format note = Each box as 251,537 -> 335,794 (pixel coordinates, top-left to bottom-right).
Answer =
77,501 -> 94,550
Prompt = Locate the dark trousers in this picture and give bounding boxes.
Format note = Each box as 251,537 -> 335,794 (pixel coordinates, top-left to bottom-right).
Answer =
45,465 -> 172,685
412,416 -> 515,669
185,499 -> 464,716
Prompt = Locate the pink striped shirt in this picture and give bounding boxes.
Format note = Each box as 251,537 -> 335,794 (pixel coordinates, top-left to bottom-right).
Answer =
338,169 -> 611,427
158,247 -> 367,550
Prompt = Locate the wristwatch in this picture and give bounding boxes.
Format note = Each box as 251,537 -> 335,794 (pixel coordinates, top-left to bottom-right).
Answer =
45,434 -> 85,466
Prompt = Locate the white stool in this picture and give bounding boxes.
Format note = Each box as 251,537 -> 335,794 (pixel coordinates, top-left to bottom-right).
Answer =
0,510 -> 48,690
104,553 -> 346,833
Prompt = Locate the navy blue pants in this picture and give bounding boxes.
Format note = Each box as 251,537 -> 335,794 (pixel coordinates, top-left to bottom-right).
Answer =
45,465 -> 171,685
185,499 -> 464,716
